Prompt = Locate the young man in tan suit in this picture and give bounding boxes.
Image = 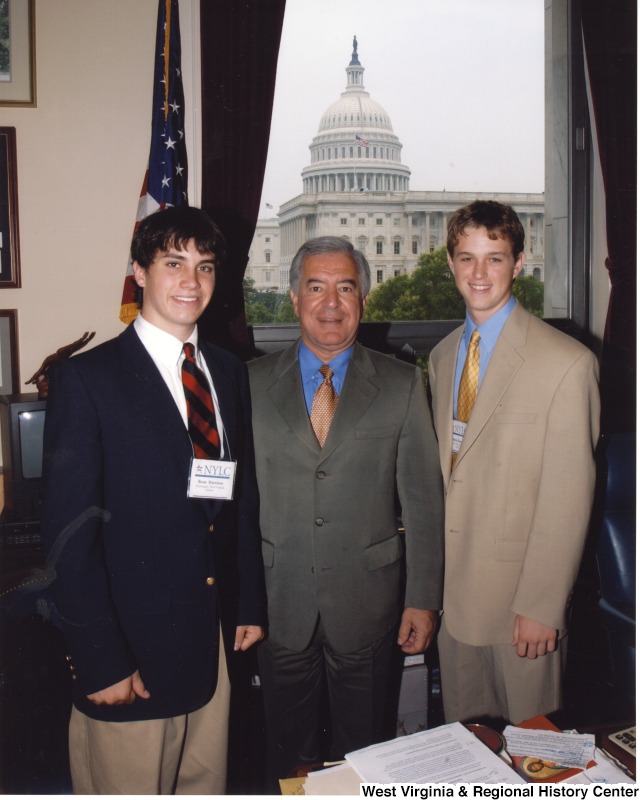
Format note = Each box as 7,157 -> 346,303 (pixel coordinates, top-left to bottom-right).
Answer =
429,201 -> 600,725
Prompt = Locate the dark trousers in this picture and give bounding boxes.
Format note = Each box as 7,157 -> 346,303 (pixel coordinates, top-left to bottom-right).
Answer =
257,617 -> 395,792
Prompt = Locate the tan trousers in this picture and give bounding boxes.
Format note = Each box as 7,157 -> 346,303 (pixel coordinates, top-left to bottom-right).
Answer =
69,636 -> 230,795
438,614 -> 565,725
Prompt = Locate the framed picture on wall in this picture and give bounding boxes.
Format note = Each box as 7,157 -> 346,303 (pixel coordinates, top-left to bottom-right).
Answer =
0,0 -> 36,107
0,127 -> 20,287
0,309 -> 19,395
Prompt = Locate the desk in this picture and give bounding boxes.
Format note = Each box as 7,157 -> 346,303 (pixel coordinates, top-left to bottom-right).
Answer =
282,717 -> 635,793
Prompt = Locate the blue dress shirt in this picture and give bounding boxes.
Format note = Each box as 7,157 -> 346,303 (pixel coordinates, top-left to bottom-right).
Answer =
453,296 -> 517,415
298,340 -> 353,415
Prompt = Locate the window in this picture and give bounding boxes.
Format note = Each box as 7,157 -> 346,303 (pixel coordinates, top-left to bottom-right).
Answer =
393,241 -> 400,255
265,251 -> 271,263
394,269 -> 401,277
376,269 -> 384,283
265,237 -> 270,242
252,1 -> 588,347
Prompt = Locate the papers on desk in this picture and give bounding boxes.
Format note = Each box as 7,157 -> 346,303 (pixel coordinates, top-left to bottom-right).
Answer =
503,726 -> 596,769
345,722 -> 524,784
287,721 -> 635,795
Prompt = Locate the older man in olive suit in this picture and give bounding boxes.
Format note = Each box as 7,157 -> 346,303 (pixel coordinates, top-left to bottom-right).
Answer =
248,236 -> 444,788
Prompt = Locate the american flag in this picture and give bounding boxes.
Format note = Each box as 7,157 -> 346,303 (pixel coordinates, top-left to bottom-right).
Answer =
355,133 -> 370,148
119,0 -> 189,324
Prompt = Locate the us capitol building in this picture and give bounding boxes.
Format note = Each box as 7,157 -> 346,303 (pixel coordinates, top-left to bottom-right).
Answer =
247,37 -> 544,293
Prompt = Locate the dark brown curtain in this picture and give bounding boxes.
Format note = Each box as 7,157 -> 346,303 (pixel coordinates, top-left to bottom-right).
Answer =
582,0 -> 637,432
198,0 -> 287,359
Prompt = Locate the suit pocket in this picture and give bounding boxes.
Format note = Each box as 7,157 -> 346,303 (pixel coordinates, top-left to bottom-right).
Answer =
365,535 -> 403,571
355,424 -> 397,439
261,539 -> 274,568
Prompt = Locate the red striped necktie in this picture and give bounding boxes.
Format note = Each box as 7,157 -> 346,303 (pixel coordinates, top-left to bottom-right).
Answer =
181,342 -> 221,459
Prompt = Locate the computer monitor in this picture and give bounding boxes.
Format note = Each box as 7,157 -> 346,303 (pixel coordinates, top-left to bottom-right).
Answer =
0,393 -> 47,523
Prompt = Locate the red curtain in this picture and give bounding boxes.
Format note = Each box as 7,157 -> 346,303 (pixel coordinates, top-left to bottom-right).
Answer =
582,0 -> 637,432
198,0 -> 287,358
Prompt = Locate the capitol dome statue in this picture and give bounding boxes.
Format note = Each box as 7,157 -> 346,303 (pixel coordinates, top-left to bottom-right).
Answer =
301,36 -> 411,194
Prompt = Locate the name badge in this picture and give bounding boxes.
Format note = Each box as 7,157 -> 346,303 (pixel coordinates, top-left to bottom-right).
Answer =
187,458 -> 237,500
452,419 -> 467,454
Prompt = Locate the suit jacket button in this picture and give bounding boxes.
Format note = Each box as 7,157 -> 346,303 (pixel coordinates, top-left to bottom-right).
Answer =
315,518 -> 324,527
206,576 -> 215,586
316,470 -> 325,479
208,523 -> 215,533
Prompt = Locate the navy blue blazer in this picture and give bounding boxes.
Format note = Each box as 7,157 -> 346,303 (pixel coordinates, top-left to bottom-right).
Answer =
41,324 -> 266,722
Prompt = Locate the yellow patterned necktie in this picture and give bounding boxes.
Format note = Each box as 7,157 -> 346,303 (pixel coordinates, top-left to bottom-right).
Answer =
457,329 -> 481,423
310,365 -> 339,447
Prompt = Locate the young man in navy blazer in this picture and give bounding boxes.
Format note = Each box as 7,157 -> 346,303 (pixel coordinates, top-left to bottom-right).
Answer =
42,206 -> 266,794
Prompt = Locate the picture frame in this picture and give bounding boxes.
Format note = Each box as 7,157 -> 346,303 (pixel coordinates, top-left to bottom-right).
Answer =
0,0 -> 36,107
0,309 -> 19,395
0,127 -> 20,287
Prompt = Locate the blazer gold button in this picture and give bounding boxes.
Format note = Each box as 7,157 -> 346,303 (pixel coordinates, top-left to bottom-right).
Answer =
316,471 -> 325,479
315,518 -> 324,526
206,576 -> 215,586
208,524 -> 215,533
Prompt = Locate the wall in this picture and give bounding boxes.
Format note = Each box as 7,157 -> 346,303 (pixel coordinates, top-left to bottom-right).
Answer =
0,0 -> 159,391
0,0 -> 203,477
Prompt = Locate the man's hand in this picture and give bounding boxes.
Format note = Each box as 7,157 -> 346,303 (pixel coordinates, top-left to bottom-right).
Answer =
87,670 -> 150,705
512,615 -> 557,659
397,608 -> 439,654
234,625 -> 265,652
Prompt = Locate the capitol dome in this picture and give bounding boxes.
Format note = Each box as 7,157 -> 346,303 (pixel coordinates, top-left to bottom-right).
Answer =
301,37 -> 411,194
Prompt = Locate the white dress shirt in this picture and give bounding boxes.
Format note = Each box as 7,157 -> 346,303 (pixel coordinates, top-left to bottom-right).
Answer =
133,315 -> 226,457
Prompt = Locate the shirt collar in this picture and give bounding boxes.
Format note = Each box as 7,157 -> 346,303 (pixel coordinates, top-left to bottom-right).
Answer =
134,314 -> 198,368
298,340 -> 353,389
463,295 -> 517,352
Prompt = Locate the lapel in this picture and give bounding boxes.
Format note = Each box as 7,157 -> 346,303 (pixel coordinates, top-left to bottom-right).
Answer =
117,325 -> 192,468
435,326 -> 463,485
319,343 -> 379,460
267,340 -> 319,452
117,325 -> 225,520
200,340 -> 237,459
266,340 -> 380,460
453,303 -> 528,470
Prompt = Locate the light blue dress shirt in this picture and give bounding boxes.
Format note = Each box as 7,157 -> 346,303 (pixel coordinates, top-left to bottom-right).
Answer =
453,296 -> 517,415
298,340 -> 353,415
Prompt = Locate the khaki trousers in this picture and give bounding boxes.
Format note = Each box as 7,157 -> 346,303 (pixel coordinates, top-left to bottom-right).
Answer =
438,614 -> 565,725
69,636 -> 230,795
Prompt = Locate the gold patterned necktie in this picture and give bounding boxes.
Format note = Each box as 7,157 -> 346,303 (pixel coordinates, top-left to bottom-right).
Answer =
457,329 -> 481,423
310,365 -> 339,447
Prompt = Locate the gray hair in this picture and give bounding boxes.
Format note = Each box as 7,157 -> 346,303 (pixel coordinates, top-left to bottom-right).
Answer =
289,236 -> 371,297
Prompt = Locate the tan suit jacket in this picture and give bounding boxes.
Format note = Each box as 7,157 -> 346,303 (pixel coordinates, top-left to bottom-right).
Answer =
249,340 -> 444,654
428,303 -> 600,647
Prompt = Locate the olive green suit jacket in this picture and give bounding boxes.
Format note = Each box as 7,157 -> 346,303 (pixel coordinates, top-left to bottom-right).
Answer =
248,340 -> 444,653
